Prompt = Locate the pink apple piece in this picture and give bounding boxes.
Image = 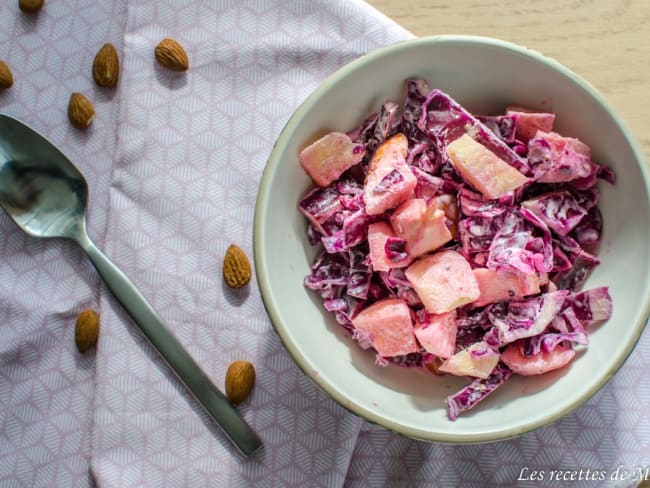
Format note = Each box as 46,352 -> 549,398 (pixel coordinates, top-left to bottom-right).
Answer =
350,298 -> 419,358
299,131 -> 365,187
445,134 -> 528,199
501,340 -> 576,376
414,310 -> 457,359
405,250 -> 480,314
363,133 -> 417,215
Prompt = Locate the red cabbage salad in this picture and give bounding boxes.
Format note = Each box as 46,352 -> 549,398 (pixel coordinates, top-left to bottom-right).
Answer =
297,79 -> 614,420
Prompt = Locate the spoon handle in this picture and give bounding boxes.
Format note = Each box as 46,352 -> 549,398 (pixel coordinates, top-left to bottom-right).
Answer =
77,232 -> 262,457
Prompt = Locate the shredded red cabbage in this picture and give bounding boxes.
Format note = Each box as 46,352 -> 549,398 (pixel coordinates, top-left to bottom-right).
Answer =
476,114 -> 520,144
447,363 -> 513,420
418,89 -> 530,174
298,79 -> 615,420
487,291 -> 569,346
384,237 -> 409,262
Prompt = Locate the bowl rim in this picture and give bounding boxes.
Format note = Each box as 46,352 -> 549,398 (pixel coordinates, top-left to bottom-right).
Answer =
253,34 -> 650,443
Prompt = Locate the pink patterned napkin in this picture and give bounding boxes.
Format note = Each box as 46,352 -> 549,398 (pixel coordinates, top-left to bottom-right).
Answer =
89,1 -> 410,487
0,1 -> 126,486
1,1 -> 649,487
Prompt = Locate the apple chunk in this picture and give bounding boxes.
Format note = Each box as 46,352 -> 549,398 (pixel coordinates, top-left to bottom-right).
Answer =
367,221 -> 413,272
438,341 -> 500,379
501,340 -> 576,376
299,132 -> 365,187
472,268 -> 541,307
445,134 -> 528,199
390,198 -> 452,258
405,250 -> 480,314
414,310 -> 457,359
350,298 -> 419,358
363,133 -> 417,215
506,105 -> 555,143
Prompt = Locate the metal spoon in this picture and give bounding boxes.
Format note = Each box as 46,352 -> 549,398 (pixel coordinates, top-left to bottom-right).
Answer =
0,113 -> 262,457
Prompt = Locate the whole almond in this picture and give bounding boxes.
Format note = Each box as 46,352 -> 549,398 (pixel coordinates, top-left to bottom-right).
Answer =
19,0 -> 44,13
223,244 -> 252,288
75,309 -> 100,353
92,43 -> 120,87
68,92 -> 95,129
225,360 -> 256,405
155,38 -> 189,72
0,60 -> 13,89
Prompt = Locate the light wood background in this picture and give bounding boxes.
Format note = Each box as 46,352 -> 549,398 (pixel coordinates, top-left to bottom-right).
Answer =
367,0 -> 650,160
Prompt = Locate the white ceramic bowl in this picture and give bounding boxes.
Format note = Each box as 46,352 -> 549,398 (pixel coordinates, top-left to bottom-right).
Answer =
254,36 -> 650,443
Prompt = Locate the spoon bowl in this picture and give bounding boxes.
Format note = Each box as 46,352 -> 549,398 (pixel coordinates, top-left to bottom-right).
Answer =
0,118 -> 87,240
0,113 -> 262,456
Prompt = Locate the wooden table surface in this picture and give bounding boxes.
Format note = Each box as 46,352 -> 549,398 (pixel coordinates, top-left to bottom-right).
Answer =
367,0 -> 650,159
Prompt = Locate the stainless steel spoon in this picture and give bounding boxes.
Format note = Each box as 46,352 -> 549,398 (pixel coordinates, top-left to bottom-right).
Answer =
0,113 -> 262,456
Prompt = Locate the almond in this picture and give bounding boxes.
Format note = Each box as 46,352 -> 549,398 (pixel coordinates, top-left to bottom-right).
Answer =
0,60 -> 13,89
225,360 -> 256,405
154,38 -> 189,72
92,43 -> 120,87
19,0 -> 44,13
75,309 -> 100,353
223,244 -> 252,288
68,92 -> 95,129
